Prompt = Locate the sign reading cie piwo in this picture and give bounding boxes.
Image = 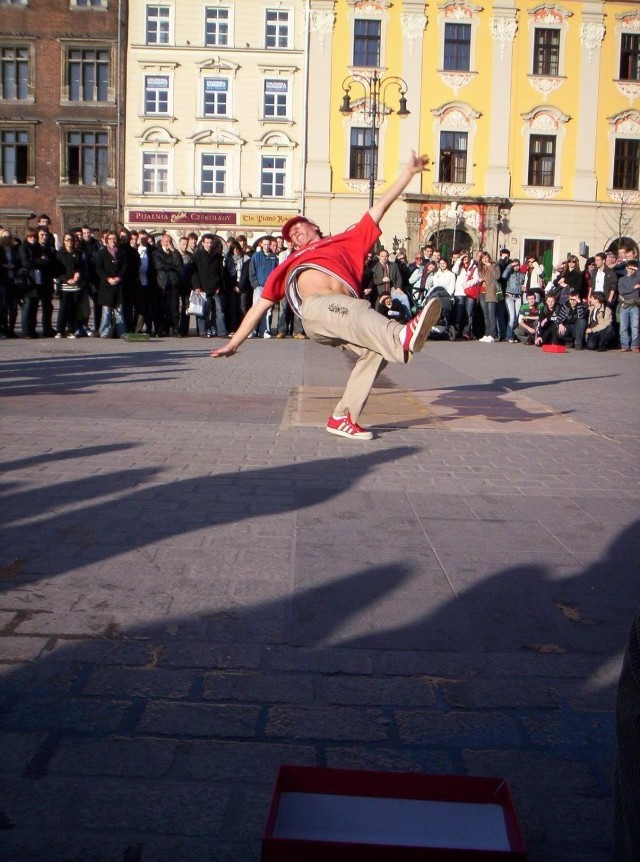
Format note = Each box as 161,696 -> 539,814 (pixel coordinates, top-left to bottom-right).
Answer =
128,211 -> 292,228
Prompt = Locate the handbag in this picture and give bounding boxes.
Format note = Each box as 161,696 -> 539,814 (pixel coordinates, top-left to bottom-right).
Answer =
187,290 -> 206,316
464,283 -> 481,300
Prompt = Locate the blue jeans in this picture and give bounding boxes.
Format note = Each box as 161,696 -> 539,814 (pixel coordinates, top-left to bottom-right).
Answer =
206,293 -> 227,336
253,285 -> 272,336
619,304 -> 640,349
478,295 -> 497,338
505,294 -> 522,340
99,305 -> 126,338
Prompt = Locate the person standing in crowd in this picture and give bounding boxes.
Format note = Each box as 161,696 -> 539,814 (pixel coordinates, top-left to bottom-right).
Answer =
617,260 -> 640,352
585,291 -> 615,351
55,233 -> 84,339
452,251 -> 473,340
248,236 -> 277,338
154,233 -> 183,336
477,251 -> 500,343
78,225 -> 100,335
95,231 -> 128,338
134,230 -> 155,334
361,250 -> 378,307
118,228 -> 140,332
224,239 -> 251,336
36,226 -> 57,337
17,229 -> 43,338
0,228 -> 20,337
592,252 -> 619,306
502,258 -> 524,343
522,255 -> 544,299
177,236 -> 194,336
553,256 -> 584,304
557,289 -> 588,348
372,248 -> 403,299
192,233 -> 227,338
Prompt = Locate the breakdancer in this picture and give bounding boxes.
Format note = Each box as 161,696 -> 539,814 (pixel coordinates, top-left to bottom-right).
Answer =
211,151 -> 440,440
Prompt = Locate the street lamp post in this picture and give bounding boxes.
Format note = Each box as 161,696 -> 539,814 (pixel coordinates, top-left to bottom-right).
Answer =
339,70 -> 410,209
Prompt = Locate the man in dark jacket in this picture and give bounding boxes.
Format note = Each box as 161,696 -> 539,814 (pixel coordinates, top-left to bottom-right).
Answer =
192,233 -> 227,337
118,229 -> 141,332
36,227 -> 57,336
556,289 -> 588,348
153,233 -> 183,336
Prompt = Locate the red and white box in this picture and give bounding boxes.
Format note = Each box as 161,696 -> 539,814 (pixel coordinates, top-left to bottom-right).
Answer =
262,765 -> 527,861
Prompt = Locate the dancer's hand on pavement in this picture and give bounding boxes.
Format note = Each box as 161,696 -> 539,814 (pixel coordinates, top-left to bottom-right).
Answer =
210,343 -> 237,358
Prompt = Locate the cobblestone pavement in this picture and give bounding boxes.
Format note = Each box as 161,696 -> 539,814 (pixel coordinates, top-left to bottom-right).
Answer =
1,332 -> 639,862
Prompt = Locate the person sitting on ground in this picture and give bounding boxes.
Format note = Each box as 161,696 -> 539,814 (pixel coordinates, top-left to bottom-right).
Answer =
585,291 -> 615,352
556,289 -> 588,349
376,291 -> 411,324
211,151 -> 441,441
535,291 -> 563,346
514,290 -> 543,345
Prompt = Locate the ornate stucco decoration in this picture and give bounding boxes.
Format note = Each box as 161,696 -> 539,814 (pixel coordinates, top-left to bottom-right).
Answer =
345,179 -> 383,193
189,128 -> 244,148
579,21 -> 605,63
490,16 -> 518,61
432,183 -> 473,198
438,1 -> 483,21
616,11 -> 640,31
529,3 -> 572,25
432,102 -> 481,127
522,186 -> 560,199
136,127 -> 178,147
400,13 -> 427,55
608,110 -> 640,137
347,0 -> 390,15
615,81 -> 640,105
309,10 -> 336,53
438,71 -> 476,94
528,75 -> 564,100
608,189 -> 640,204
521,106 -> 571,130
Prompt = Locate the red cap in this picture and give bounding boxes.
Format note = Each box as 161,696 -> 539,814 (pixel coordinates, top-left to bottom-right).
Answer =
281,215 -> 319,243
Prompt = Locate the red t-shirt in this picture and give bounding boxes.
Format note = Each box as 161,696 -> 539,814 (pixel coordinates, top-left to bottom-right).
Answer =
261,212 -> 381,305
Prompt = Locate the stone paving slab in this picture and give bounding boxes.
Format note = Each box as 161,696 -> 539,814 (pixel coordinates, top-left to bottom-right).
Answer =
0,335 -> 639,861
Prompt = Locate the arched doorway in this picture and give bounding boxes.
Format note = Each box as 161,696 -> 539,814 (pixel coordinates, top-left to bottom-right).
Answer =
606,236 -> 638,257
426,228 -> 473,258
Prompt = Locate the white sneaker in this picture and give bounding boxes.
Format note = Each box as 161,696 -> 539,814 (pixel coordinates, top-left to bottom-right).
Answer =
55,333 -> 63,339
485,335 -> 495,343
263,331 -> 272,339
66,333 -> 76,339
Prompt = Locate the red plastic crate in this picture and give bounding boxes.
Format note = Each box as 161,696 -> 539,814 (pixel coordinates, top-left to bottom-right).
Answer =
542,344 -> 566,353
262,765 -> 528,861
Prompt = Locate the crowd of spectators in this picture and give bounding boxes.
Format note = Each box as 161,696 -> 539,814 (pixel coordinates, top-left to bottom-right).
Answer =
364,241 -> 640,353
0,218 -> 306,342
1,216 -> 638,354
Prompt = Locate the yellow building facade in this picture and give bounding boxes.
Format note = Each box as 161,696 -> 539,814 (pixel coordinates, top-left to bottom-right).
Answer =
305,0 -> 640,268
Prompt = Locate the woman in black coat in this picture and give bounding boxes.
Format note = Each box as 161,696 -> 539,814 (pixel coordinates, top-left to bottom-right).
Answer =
55,233 -> 85,338
18,229 -> 44,338
95,231 -> 128,338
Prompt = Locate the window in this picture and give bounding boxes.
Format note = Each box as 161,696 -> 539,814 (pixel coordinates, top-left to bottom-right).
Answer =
1,47 -> 28,100
67,130 -> 108,185
0,130 -> 29,183
263,79 -> 289,118
0,1 -> 28,5
143,152 -> 168,193
265,9 -> 290,49
528,135 -> 556,186
533,28 -> 560,76
146,5 -> 170,45
349,127 -> 374,180
439,131 -> 467,183
261,155 -> 286,196
443,23 -> 471,71
620,34 -> 640,82
72,0 -> 107,7
205,7 -> 230,47
201,153 -> 227,194
203,77 -> 228,116
353,19 -> 380,67
613,139 -> 640,190
144,75 -> 170,114
68,49 -> 109,102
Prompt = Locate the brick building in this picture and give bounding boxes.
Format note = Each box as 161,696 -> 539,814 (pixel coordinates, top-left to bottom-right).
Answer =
0,0 -> 126,239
